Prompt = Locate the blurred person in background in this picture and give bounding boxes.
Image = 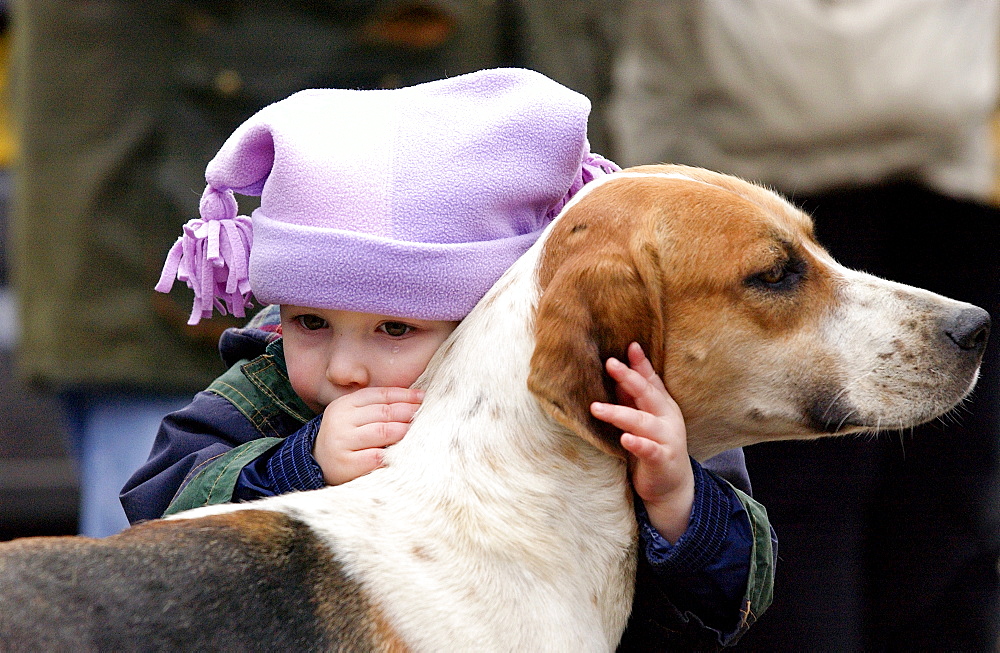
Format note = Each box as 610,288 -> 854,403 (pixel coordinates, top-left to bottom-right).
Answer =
11,0 -> 517,538
611,1 -> 1000,650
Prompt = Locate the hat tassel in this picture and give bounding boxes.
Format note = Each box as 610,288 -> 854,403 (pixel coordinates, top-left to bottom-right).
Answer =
155,187 -> 254,325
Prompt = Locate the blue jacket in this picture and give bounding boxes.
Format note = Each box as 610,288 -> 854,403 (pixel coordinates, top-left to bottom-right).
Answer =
121,306 -> 775,650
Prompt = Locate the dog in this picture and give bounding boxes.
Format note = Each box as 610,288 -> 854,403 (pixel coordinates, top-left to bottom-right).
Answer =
0,165 -> 989,651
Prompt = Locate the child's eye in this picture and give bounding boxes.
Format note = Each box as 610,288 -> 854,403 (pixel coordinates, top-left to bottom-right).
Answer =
296,314 -> 328,331
379,321 -> 413,337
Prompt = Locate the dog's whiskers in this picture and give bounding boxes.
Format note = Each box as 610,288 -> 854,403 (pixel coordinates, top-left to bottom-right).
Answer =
835,410 -> 858,433
821,385 -> 852,422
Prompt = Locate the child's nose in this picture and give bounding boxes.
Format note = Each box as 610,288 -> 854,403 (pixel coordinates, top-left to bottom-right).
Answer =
325,349 -> 369,388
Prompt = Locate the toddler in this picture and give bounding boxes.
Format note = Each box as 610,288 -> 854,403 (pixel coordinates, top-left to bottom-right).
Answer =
123,69 -> 773,649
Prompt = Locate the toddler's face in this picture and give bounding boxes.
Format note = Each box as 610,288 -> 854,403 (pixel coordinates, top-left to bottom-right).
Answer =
279,305 -> 458,413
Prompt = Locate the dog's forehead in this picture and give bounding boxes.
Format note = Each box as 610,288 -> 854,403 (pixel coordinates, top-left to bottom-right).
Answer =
562,168 -> 812,248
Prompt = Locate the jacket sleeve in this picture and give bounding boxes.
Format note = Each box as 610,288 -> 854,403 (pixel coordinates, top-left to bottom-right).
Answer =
234,416 -> 327,501
160,407 -> 331,515
138,325 -> 327,518
617,450 -> 776,651
120,390 -> 266,523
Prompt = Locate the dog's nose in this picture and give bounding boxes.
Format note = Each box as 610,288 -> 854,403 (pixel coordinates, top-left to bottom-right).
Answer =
945,306 -> 991,352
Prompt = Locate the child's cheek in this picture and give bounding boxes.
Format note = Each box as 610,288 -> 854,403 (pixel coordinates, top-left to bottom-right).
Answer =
284,348 -> 323,412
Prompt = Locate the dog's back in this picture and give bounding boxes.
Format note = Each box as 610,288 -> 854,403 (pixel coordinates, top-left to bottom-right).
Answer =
0,511 -> 393,652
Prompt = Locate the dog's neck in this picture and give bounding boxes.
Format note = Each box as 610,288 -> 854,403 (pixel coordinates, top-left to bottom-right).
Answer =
179,239 -> 637,651
364,240 -> 637,649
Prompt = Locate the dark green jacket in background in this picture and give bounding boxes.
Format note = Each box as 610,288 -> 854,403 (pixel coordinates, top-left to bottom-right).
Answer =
11,0 -> 519,393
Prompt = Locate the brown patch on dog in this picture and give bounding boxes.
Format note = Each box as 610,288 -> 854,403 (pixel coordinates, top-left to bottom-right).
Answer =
368,605 -> 413,653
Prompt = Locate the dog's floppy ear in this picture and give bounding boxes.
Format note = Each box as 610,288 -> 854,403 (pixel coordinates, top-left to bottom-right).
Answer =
527,233 -> 664,458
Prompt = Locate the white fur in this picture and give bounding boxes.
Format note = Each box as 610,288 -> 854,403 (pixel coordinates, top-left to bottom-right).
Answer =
176,231 -> 637,652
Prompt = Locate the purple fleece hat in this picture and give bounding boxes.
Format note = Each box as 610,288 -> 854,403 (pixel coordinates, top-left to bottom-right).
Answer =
156,68 -> 619,324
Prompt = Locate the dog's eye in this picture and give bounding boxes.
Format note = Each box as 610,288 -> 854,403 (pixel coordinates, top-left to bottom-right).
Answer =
747,258 -> 804,292
759,264 -> 786,285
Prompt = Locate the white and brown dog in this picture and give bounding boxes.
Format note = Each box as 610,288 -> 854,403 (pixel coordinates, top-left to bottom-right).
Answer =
0,165 -> 989,651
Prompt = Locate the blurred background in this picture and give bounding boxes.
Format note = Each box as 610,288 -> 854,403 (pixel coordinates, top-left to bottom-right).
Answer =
0,2 -> 78,540
0,1 -> 998,651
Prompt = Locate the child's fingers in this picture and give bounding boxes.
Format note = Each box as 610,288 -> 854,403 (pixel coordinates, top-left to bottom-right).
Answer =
342,386 -> 425,408
591,401 -> 664,443
339,447 -> 388,483
348,420 -> 410,451
609,343 -> 659,390
608,343 -> 683,416
323,423 -> 407,485
345,401 -> 422,429
604,357 -> 673,416
620,432 -> 662,461
626,342 -> 659,383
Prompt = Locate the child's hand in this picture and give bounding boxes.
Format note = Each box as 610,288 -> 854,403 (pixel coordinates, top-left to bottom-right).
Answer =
590,342 -> 695,544
313,386 -> 424,486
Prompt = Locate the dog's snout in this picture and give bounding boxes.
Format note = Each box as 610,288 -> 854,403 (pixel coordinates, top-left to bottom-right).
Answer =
945,306 -> 991,352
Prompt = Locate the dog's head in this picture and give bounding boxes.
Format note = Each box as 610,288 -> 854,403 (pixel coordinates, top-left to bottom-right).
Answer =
527,164 -> 990,460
